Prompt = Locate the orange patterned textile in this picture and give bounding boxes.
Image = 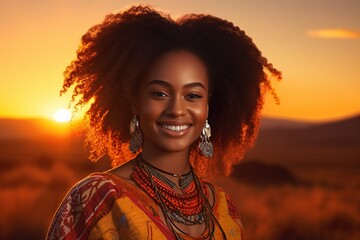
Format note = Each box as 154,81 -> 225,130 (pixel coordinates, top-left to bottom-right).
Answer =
46,173 -> 243,240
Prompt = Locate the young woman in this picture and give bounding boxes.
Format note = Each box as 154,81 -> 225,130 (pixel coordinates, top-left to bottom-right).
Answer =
46,5 -> 281,240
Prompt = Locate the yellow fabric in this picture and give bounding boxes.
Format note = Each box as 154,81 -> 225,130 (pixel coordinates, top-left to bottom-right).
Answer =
88,173 -> 243,240
214,191 -> 244,239
89,196 -> 168,240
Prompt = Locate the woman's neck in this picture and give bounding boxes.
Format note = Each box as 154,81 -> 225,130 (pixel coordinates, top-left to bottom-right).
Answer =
141,144 -> 191,175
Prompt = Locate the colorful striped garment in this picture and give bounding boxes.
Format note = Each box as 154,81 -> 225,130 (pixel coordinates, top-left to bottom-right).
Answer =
46,172 -> 243,240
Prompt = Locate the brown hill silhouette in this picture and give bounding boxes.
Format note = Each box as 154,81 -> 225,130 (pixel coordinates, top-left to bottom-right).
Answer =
271,114 -> 359,145
246,114 -> 360,168
260,117 -> 313,129
0,118 -> 72,139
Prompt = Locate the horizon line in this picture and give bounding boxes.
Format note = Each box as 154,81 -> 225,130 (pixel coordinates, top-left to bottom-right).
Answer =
0,112 -> 359,124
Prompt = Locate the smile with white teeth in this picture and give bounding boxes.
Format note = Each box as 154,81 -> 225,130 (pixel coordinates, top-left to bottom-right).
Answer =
161,124 -> 190,131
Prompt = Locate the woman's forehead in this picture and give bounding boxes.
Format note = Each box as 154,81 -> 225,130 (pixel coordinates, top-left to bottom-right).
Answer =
143,50 -> 209,88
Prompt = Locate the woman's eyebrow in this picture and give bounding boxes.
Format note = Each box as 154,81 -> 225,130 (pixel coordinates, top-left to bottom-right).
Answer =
146,79 -> 171,87
183,82 -> 206,89
146,79 -> 206,89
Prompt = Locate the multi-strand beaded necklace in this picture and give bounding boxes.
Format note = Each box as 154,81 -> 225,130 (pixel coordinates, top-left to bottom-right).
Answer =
131,155 -> 226,239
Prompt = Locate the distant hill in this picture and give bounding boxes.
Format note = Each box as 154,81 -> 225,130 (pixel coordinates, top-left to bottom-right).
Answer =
304,114 -> 360,142
255,114 -> 360,147
246,114 -> 360,168
0,118 -> 73,139
260,117 -> 314,129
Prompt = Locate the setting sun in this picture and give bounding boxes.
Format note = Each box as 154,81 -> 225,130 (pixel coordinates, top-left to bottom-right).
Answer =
54,109 -> 71,122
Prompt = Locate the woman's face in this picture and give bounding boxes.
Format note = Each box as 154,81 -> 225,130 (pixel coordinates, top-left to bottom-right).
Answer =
136,50 -> 209,155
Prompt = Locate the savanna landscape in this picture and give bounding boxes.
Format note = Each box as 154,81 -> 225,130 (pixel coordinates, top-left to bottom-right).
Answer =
0,115 -> 359,240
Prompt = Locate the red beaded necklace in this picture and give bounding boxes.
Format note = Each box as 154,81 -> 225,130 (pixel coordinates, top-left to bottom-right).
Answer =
131,155 -> 209,217
131,154 -> 228,240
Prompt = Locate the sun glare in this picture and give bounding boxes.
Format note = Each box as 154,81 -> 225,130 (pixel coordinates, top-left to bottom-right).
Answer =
54,109 -> 72,123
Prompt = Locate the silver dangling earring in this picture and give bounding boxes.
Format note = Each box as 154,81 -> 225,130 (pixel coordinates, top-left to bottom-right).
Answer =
129,115 -> 142,153
199,120 -> 213,158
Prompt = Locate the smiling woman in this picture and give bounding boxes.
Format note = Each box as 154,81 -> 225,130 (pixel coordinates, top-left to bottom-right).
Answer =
137,50 -> 209,158
46,4 -> 281,240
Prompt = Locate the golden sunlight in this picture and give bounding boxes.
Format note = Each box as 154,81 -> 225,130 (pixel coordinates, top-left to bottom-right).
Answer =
53,109 -> 71,123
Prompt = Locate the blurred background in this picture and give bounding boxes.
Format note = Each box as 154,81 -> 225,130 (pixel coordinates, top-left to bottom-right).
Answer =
0,0 -> 359,239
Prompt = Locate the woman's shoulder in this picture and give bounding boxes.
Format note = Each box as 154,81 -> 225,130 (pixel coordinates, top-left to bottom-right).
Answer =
57,171 -> 135,213
72,172 -> 120,191
204,181 -> 244,237
63,172 -> 130,207
204,181 -> 241,217
203,180 -> 227,197
46,172 -> 130,240
204,181 -> 233,199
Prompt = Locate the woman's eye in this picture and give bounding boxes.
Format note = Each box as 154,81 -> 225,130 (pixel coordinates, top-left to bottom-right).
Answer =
186,93 -> 203,100
151,92 -> 168,97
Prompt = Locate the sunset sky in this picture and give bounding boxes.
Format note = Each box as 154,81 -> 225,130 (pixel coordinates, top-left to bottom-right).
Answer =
0,0 -> 359,122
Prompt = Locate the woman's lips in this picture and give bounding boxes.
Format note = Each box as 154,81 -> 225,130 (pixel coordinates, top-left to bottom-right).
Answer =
161,124 -> 190,131
157,122 -> 192,136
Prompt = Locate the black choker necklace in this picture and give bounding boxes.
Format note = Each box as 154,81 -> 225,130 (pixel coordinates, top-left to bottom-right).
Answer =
139,156 -> 192,176
139,156 -> 193,191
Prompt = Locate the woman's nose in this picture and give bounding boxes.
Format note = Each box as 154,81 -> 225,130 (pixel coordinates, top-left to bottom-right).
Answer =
166,96 -> 186,117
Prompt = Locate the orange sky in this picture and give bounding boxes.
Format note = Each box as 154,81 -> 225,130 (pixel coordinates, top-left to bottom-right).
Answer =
0,0 -> 359,122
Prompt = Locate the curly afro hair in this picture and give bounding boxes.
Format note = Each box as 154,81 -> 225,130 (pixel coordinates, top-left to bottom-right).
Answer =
62,5 -> 281,176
